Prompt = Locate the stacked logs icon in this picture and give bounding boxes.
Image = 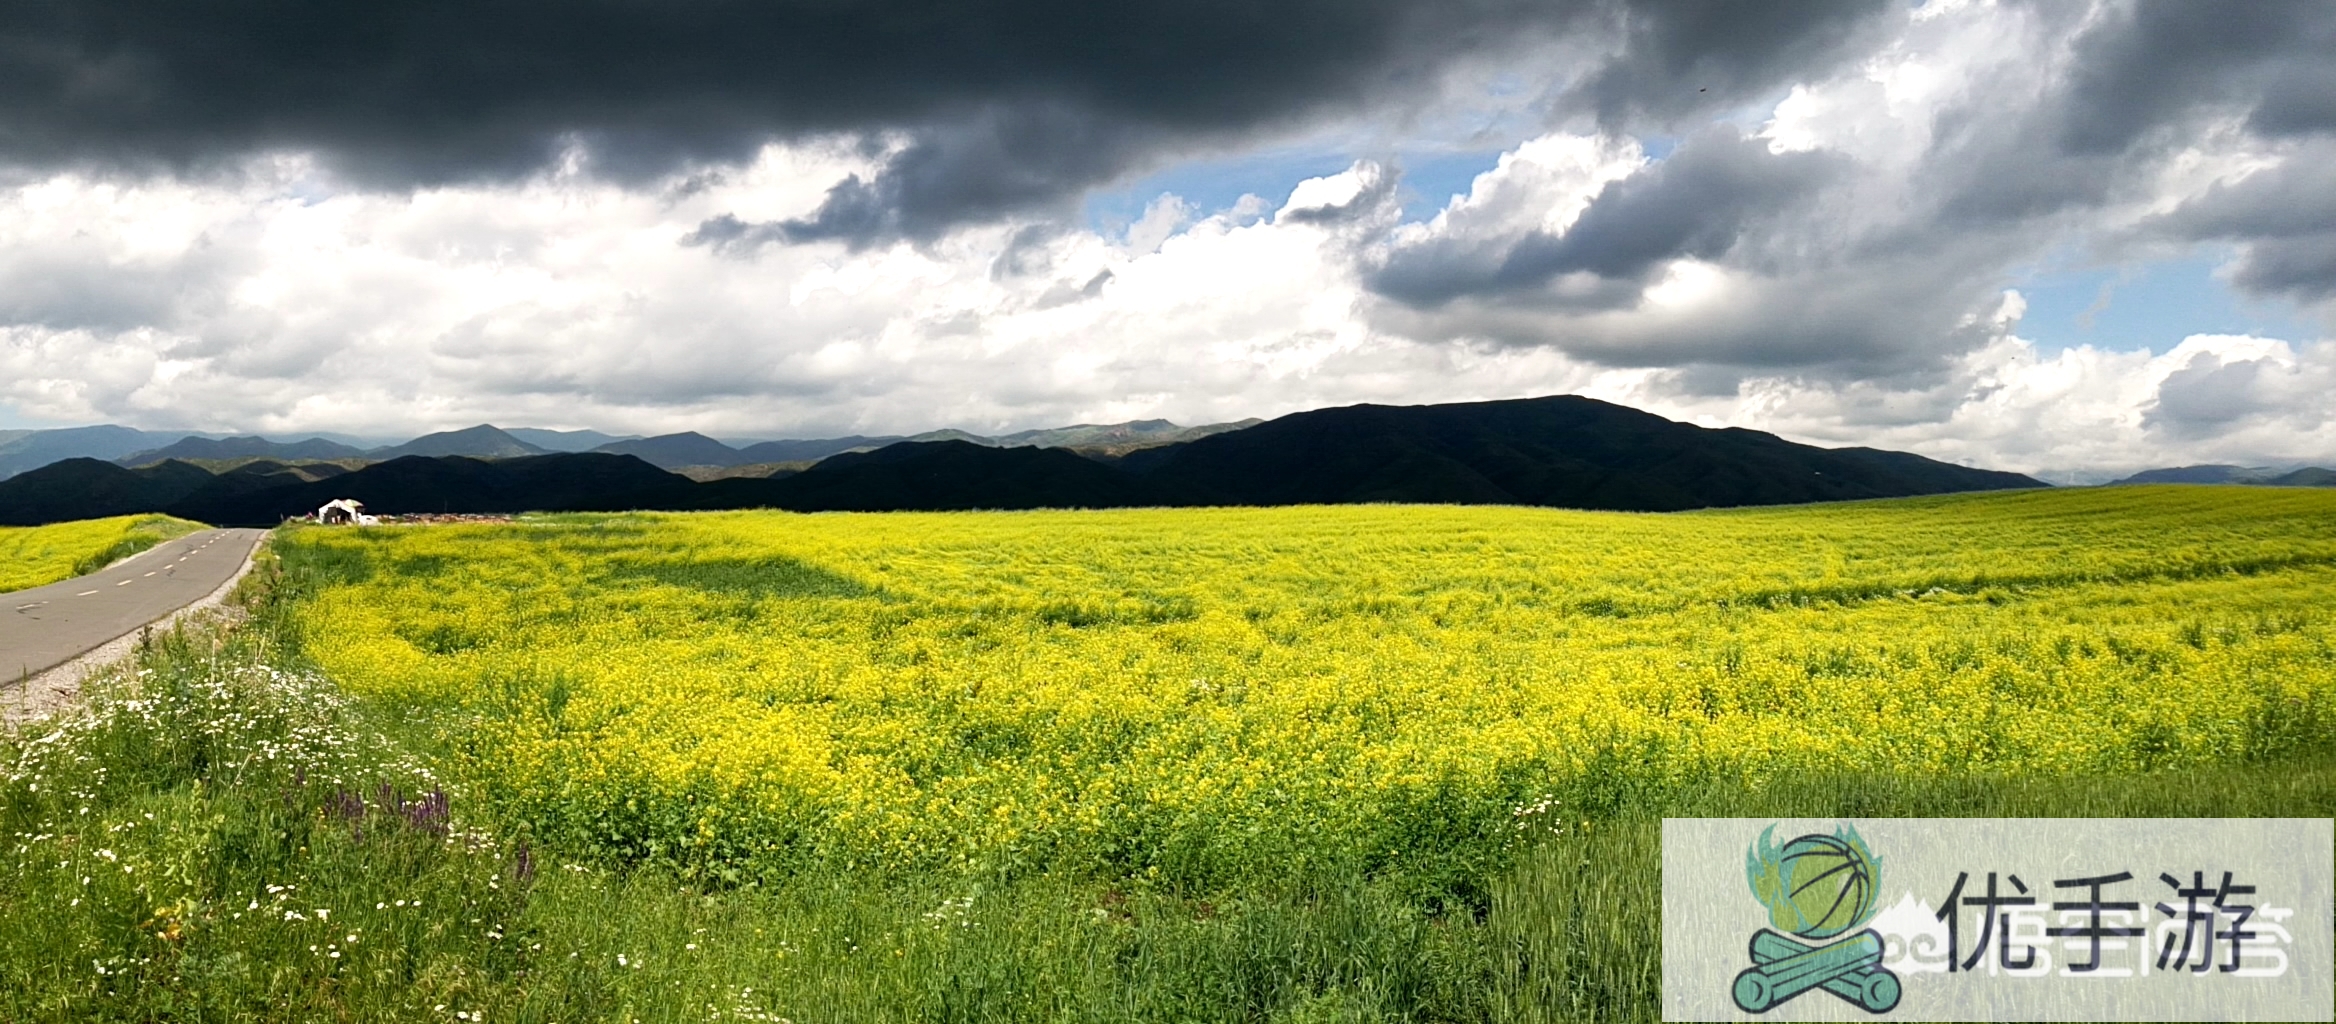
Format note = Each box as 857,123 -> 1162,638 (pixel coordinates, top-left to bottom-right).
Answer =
1734,826 -> 1902,1014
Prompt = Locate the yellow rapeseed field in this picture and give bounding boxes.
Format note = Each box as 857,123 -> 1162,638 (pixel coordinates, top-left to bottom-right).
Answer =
0,514 -> 206,593
278,486 -> 2336,883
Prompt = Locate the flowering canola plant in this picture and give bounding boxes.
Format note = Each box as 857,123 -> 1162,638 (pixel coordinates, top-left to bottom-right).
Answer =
0,514 -> 205,593
277,486 -> 2336,884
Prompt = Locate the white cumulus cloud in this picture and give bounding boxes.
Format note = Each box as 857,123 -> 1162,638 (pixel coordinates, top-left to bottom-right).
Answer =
0,0 -> 2330,479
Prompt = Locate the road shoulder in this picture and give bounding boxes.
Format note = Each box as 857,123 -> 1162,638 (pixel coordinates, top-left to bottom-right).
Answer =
2,532 -> 268,731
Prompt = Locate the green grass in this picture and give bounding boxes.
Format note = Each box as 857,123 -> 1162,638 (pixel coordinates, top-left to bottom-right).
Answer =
0,514 -> 208,593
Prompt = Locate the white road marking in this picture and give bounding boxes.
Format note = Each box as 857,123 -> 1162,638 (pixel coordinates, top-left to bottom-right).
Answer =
76,590 -> 98,597
143,571 -> 157,577
116,580 -> 134,586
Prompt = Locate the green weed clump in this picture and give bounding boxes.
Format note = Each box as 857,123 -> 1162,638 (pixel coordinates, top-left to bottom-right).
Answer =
0,514 -> 207,593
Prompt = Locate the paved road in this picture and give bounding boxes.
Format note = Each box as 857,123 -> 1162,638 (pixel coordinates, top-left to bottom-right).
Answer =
2,528 -> 266,682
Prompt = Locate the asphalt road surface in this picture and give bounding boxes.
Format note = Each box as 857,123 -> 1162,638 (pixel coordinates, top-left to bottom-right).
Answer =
2,528 -> 266,682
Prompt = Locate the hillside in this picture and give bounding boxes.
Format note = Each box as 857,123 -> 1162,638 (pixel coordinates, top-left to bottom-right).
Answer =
992,419 -> 1258,450
0,418 -> 1242,481
505,427 -> 639,452
758,440 -> 1175,511
2110,464 -> 2336,487
161,457 -> 368,475
368,425 -> 550,460
0,425 -> 188,480
731,434 -> 906,463
722,419 -> 1258,464
590,431 -> 756,469
170,453 -> 683,525
0,459 -> 217,526
1121,395 -> 2041,511
119,435 -> 367,466
0,396 -> 2053,524
675,462 -> 806,482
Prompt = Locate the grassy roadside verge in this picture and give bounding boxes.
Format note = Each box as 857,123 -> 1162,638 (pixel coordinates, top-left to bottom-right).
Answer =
0,554 -> 2331,1021
67,515 -> 209,578
0,514 -> 209,593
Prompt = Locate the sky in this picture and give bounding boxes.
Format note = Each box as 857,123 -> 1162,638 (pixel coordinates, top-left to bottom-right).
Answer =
0,0 -> 2331,478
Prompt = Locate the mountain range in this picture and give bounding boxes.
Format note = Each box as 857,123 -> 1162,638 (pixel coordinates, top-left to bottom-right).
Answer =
1115,397 -> 2039,510
2107,464 -> 2336,487
0,425 -> 190,479
598,419 -> 1259,469
31,419 -> 1263,480
119,435 -> 371,464
21,411 -> 2324,494
0,395 -> 2052,526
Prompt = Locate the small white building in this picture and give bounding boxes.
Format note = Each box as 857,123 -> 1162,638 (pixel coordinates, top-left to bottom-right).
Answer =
316,498 -> 378,526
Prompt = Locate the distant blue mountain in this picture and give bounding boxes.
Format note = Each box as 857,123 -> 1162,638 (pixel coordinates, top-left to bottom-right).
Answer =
589,432 -> 754,469
367,425 -> 550,459
118,435 -> 366,466
2109,464 -> 2336,487
0,425 -> 191,480
506,427 -> 640,452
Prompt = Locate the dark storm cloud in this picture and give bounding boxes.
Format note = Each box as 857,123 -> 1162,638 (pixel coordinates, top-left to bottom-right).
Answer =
2,0 -> 1570,184
1928,0 -> 2336,225
0,0 -> 1899,245
2147,145 -> 2336,303
1370,130 -> 1840,307
2055,0 -> 2336,154
1495,133 -> 1837,280
1562,0 -> 1897,130
2225,237 -> 2336,304
688,105 -> 1156,250
1366,0 -> 2336,383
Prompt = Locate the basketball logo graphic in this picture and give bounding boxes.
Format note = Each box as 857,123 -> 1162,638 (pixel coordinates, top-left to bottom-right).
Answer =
1735,824 -> 1900,1014
1757,831 -> 1878,940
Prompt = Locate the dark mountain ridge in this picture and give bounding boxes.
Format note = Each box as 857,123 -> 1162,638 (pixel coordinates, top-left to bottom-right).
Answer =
623,441 -> 1177,513
0,458 -> 216,525
0,395 -> 2047,525
732,435 -> 905,464
1122,396 -> 2037,511
169,453 -> 683,525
